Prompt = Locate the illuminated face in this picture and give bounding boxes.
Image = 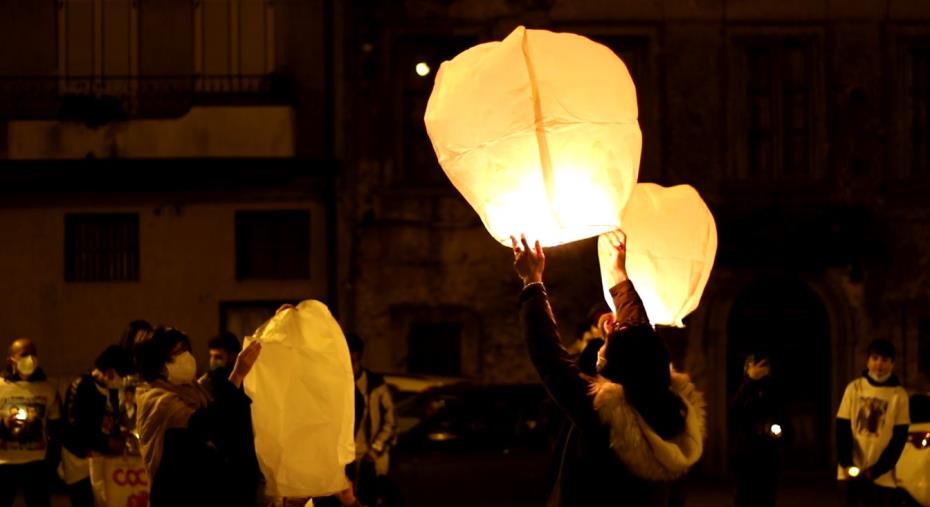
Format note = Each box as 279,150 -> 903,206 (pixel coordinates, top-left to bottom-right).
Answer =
867,354 -> 893,379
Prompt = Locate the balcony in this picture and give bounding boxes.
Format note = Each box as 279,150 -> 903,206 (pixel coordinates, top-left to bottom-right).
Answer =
0,0 -> 289,124
0,74 -> 294,124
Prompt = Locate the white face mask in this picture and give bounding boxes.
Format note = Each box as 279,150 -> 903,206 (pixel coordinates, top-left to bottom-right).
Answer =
15,355 -> 38,378
209,358 -> 227,371
166,351 -> 197,384
867,371 -> 892,384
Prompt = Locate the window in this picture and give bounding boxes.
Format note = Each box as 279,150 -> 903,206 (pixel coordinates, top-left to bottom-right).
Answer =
393,34 -> 478,186
235,210 -> 311,280
730,36 -> 819,180
57,0 -> 138,96
194,0 -> 276,93
581,34 -> 660,180
903,44 -> 930,178
56,0 -> 276,101
390,305 -> 481,377
65,213 -> 139,282
407,322 -> 463,376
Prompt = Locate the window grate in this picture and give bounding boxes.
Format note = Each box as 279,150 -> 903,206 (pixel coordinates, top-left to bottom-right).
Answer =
65,213 -> 139,282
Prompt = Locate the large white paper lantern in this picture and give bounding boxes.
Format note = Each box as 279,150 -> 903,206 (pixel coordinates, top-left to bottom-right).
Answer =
244,301 -> 355,497
425,26 -> 642,246
599,183 -> 717,327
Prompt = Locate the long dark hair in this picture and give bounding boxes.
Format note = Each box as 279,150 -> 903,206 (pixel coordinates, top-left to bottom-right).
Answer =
133,327 -> 190,382
601,324 -> 686,439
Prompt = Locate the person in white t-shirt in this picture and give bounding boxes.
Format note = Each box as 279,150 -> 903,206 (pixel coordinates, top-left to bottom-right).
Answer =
0,338 -> 62,507
836,339 -> 910,507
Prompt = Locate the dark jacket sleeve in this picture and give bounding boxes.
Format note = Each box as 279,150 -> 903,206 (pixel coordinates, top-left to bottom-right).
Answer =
188,374 -> 251,434
609,280 -> 650,329
869,425 -> 909,478
187,372 -> 258,474
520,283 -> 599,431
836,418 -> 853,468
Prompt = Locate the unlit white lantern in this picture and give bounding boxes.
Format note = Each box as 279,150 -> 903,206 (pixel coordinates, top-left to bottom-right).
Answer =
425,26 -> 642,246
599,183 -> 717,327
244,301 -> 355,497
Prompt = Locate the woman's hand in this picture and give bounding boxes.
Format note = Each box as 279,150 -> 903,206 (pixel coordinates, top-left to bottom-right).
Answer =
746,359 -> 771,380
511,234 -> 545,285
598,229 -> 628,287
229,341 -> 262,388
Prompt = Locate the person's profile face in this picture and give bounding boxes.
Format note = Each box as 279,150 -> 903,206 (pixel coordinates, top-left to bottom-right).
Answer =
599,313 -> 616,338
596,343 -> 608,373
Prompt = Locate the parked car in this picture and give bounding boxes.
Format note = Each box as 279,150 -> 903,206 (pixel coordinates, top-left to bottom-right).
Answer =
383,373 -> 469,403
383,373 -> 470,434
390,383 -> 559,507
896,394 -> 930,506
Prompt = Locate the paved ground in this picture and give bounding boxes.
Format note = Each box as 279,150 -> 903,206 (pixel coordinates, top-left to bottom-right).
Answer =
19,474 -> 845,507
685,475 -> 837,507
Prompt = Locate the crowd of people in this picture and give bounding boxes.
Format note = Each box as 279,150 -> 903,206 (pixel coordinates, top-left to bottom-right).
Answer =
514,231 -> 921,507
0,320 -> 397,507
0,228 -> 920,507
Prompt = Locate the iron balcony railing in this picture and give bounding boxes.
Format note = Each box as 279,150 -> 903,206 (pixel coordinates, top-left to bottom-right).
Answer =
0,73 -> 293,124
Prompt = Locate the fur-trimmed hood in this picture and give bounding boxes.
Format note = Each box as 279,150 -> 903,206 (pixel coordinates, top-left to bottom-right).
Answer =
590,371 -> 706,481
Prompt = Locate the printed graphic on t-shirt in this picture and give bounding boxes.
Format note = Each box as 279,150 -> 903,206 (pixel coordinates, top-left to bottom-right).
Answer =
854,396 -> 889,436
0,396 -> 48,451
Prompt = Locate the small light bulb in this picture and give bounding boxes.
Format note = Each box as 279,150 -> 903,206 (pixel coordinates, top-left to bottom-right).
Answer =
847,466 -> 861,478
14,408 -> 27,421
770,424 -> 782,437
415,62 -> 431,77
922,438 -> 928,448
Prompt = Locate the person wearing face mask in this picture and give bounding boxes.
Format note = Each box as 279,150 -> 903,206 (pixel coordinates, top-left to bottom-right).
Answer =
836,339 -> 910,507
513,231 -> 705,507
134,326 -> 262,507
60,345 -> 134,507
197,332 -> 242,397
197,331 -> 265,505
0,337 -> 62,507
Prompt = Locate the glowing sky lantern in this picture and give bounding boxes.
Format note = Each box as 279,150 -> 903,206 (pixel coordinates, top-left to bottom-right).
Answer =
599,183 -> 717,327
425,26 -> 642,247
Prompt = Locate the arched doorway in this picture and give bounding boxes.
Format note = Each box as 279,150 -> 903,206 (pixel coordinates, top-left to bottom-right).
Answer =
727,276 -> 832,472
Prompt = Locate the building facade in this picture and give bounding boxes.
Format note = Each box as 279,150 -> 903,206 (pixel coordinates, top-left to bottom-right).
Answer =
339,0 -> 930,474
2,0 -> 930,476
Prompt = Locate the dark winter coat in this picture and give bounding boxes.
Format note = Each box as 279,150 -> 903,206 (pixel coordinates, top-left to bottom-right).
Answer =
730,375 -> 786,460
62,373 -> 121,458
520,281 -> 705,507
141,374 -> 258,507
